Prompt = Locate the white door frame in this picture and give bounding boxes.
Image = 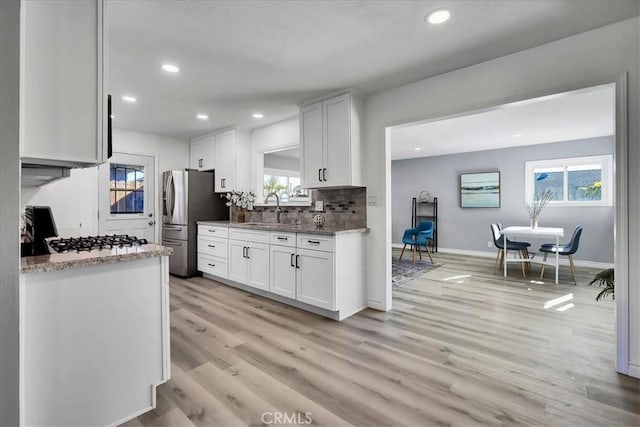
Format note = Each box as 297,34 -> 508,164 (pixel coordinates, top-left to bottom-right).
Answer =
384,75 -> 630,375
97,150 -> 159,242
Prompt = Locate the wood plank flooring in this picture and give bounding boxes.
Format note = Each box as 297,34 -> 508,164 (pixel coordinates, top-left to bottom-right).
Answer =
122,252 -> 639,426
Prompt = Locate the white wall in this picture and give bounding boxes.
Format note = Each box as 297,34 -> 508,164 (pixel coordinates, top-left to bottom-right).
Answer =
364,17 -> 639,374
0,0 -> 21,423
21,128 -> 190,240
250,117 -> 299,202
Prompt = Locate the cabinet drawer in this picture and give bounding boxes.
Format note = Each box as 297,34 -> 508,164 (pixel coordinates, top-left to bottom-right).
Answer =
198,225 -> 229,238
198,254 -> 228,279
297,234 -> 334,252
229,228 -> 270,244
269,231 -> 296,248
197,236 -> 228,259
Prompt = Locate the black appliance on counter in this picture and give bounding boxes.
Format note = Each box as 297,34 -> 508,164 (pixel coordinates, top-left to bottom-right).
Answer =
22,206 -> 58,257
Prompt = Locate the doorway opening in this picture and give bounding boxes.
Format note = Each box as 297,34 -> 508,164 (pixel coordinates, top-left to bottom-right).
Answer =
385,79 -> 629,376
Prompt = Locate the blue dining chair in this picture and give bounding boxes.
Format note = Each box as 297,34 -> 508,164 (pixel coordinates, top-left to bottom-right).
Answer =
416,221 -> 434,240
490,223 -> 531,277
399,227 -> 433,264
539,225 -> 583,284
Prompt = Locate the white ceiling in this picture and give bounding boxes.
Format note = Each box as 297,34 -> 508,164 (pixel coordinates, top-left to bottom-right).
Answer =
108,1 -> 638,139
390,84 -> 615,160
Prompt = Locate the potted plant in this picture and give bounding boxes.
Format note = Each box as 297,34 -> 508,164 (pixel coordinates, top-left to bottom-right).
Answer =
588,268 -> 614,301
224,190 -> 256,223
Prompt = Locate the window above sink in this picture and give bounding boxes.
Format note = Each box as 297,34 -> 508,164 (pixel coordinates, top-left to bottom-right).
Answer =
255,145 -> 312,207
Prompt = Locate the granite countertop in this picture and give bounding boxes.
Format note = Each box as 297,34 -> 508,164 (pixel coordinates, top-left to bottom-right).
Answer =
198,220 -> 369,236
21,244 -> 173,274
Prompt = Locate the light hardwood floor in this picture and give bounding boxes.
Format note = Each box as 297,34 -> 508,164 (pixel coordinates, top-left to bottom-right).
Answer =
122,252 -> 639,427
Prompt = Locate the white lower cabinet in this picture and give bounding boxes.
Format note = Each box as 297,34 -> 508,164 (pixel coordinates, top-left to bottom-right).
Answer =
296,248 -> 335,311
228,239 -> 269,291
198,225 -> 365,320
270,243 -> 334,310
270,245 -> 297,299
228,240 -> 249,283
247,242 -> 270,291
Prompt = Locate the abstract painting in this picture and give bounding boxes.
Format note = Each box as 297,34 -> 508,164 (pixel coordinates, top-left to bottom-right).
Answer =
460,172 -> 501,208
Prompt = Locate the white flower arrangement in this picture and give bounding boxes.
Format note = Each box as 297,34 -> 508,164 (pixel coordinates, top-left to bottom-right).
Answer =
224,190 -> 256,210
525,189 -> 555,222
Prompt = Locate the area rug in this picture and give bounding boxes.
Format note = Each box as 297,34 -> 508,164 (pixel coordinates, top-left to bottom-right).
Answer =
392,257 -> 440,287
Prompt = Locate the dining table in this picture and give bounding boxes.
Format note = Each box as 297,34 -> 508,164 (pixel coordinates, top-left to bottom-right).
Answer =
502,226 -> 565,284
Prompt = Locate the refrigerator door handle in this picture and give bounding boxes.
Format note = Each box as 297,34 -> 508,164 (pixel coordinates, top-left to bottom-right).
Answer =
167,173 -> 175,219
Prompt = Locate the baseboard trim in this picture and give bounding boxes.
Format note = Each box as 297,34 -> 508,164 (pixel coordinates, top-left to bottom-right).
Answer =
391,243 -> 613,269
367,299 -> 387,311
628,362 -> 640,379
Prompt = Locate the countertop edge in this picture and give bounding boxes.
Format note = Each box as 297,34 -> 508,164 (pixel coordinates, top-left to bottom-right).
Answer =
197,221 -> 369,236
20,246 -> 173,274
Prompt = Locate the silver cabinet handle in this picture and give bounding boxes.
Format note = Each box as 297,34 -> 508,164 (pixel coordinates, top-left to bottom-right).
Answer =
207,263 -> 215,267
199,159 -> 203,168
290,253 -> 295,267
323,168 -> 327,182
307,240 -> 320,245
208,229 -> 216,233
276,236 -> 288,241
207,244 -> 215,248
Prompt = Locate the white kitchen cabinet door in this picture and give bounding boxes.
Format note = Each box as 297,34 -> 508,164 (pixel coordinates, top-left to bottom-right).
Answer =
21,0 -> 107,167
300,102 -> 324,187
228,240 -> 249,284
190,140 -> 206,170
296,248 -> 335,311
323,94 -> 351,187
269,245 -> 296,299
214,129 -> 236,192
247,242 -> 269,291
190,136 -> 214,171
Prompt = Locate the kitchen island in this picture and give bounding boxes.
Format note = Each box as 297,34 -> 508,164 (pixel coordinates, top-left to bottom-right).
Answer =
20,244 -> 172,426
197,221 -> 369,320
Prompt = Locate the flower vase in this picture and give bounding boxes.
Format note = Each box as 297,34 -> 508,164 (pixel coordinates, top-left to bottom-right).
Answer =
237,209 -> 246,223
530,218 -> 539,229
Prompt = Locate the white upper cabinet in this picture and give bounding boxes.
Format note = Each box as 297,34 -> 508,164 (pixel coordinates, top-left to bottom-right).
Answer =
213,128 -> 250,193
300,103 -> 324,187
20,0 -> 108,167
190,135 -> 215,171
300,92 -> 363,188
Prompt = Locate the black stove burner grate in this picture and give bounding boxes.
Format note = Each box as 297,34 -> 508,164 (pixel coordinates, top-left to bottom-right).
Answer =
48,235 -> 149,253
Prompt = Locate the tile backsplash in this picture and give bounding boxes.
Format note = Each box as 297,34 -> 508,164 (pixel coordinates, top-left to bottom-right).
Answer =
238,187 -> 366,229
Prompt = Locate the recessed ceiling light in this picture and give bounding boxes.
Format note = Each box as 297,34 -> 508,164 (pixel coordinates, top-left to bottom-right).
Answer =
414,147 -> 422,151
252,113 -> 264,119
196,114 -> 209,120
121,95 -> 137,103
426,9 -> 450,25
513,133 -> 522,137
162,64 -> 180,73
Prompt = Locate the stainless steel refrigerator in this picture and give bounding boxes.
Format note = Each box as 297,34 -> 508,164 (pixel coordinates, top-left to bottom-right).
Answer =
162,169 -> 228,277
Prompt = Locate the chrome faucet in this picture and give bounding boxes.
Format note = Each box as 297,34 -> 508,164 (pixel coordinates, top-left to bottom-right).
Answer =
265,192 -> 282,223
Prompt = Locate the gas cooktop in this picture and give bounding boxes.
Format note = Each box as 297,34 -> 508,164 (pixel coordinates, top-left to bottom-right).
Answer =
48,235 -> 149,253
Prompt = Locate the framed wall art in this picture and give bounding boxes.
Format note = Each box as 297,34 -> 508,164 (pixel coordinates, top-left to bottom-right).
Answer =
460,171 -> 501,208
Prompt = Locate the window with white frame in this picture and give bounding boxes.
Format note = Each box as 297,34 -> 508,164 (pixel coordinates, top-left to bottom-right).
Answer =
525,154 -> 613,206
